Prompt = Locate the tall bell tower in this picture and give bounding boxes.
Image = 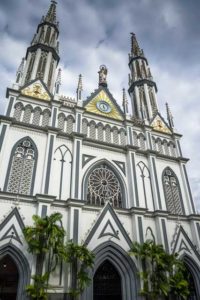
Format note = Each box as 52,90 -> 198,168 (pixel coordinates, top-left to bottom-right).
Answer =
128,33 -> 158,122
15,0 -> 60,93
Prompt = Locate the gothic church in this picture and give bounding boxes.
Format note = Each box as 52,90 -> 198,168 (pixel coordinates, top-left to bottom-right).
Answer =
0,1 -> 200,300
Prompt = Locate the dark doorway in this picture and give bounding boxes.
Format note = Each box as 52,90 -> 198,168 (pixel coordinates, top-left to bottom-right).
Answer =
185,266 -> 198,300
0,255 -> 19,300
93,260 -> 122,300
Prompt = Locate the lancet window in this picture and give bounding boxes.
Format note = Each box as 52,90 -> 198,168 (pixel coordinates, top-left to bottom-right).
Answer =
6,138 -> 37,195
163,167 -> 184,215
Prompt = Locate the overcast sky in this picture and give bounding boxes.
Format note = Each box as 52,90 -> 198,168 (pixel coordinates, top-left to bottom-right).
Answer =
0,0 -> 199,210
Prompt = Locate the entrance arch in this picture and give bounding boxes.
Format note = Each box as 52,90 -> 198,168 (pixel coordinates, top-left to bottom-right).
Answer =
81,241 -> 140,300
0,255 -> 19,300
93,260 -> 122,300
183,255 -> 200,300
0,244 -> 31,300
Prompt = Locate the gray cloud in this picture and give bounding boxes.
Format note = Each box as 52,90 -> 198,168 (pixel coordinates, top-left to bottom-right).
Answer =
0,0 -> 199,209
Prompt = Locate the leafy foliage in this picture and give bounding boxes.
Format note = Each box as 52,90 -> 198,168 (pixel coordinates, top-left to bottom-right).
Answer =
66,242 -> 95,297
129,240 -> 189,300
23,213 -> 94,300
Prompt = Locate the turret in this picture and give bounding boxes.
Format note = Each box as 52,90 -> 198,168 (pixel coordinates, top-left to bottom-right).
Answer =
128,33 -> 158,123
19,0 -> 60,93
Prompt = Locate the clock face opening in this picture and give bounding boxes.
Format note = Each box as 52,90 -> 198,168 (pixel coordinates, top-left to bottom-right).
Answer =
96,100 -> 112,113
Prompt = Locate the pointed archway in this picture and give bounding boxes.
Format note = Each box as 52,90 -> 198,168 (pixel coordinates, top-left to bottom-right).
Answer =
0,255 -> 19,300
0,244 -> 31,300
93,260 -> 122,300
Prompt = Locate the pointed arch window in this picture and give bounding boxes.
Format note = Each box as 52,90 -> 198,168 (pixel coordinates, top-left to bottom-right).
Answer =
32,107 -> 42,126
45,26 -> 51,44
162,167 -> 184,215
5,137 -> 37,195
37,51 -> 48,80
66,116 -> 74,134
86,164 -> 123,208
112,127 -> 119,144
82,119 -> 88,136
97,123 -> 104,141
25,52 -> 36,83
42,109 -> 51,127
23,105 -> 32,123
89,121 -> 96,139
13,102 -> 24,121
105,125 -> 111,143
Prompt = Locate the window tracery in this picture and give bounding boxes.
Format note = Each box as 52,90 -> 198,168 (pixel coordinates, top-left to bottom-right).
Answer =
163,167 -> 184,215
6,138 -> 37,195
87,164 -> 122,208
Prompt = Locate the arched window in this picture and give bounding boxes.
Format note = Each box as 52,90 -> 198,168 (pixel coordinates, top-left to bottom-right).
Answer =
120,129 -> 126,145
89,121 -> 96,139
37,51 -> 48,80
112,127 -> 119,144
86,163 -> 123,208
157,138 -> 163,154
23,105 -> 33,123
162,167 -> 184,215
42,109 -> 51,127
48,59 -> 54,89
25,52 -> 36,83
32,107 -> 42,126
82,119 -> 88,136
66,116 -> 74,134
105,125 -> 111,143
45,26 -> 51,44
138,133 -> 146,150
97,123 -> 104,141
163,140 -> 170,156
58,113 -> 65,131
169,142 -> 176,157
5,137 -> 37,195
13,102 -> 24,121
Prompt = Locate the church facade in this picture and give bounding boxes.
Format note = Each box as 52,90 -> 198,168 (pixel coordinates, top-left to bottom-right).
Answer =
0,1 -> 200,300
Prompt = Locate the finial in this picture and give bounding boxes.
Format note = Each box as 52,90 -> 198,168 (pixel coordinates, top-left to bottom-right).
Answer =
77,74 -> 83,101
122,88 -> 129,114
166,102 -> 174,129
130,32 -> 142,57
98,65 -> 108,87
55,68 -> 61,94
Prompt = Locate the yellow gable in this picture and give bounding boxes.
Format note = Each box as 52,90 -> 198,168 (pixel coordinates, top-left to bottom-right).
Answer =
21,81 -> 51,101
85,90 -> 123,120
151,115 -> 171,134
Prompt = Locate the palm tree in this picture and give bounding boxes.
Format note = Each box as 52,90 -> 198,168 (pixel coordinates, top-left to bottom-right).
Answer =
129,240 -> 189,300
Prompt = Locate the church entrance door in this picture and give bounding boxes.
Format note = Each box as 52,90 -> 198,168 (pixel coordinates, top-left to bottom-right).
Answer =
0,255 -> 19,300
93,260 -> 122,300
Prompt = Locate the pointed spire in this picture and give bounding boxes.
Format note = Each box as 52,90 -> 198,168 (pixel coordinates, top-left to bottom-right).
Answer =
16,58 -> 25,84
130,33 -> 143,57
98,65 -> 108,87
55,68 -> 61,94
45,0 -> 57,25
122,88 -> 129,114
77,74 -> 83,101
166,102 -> 174,129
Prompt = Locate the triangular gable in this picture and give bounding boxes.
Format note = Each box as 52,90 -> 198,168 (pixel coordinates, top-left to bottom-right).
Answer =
20,78 -> 52,101
172,226 -> 200,260
150,112 -> 172,134
84,202 -> 132,250
0,207 -> 25,245
84,86 -> 124,121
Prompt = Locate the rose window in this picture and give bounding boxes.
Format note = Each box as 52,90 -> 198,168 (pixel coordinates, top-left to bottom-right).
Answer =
87,164 -> 122,208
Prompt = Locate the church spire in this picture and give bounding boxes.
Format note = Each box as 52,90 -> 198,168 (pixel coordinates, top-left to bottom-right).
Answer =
20,0 -> 60,93
128,33 -> 158,123
44,0 -> 58,25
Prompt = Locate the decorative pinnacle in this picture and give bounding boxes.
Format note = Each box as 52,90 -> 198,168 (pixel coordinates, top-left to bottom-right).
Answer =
55,68 -> 61,94
122,88 -> 129,114
17,57 -> 25,74
98,65 -> 108,87
45,0 -> 57,24
130,32 -> 143,57
166,102 -> 174,129
77,74 -> 83,101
